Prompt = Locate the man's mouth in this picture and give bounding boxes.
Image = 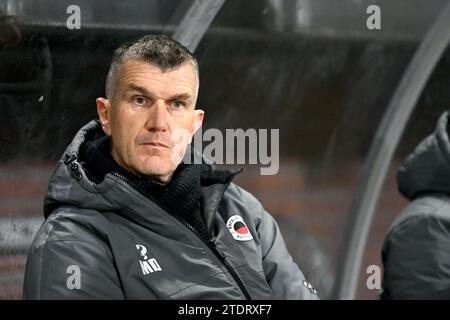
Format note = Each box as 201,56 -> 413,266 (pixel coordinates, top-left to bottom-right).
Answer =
141,141 -> 170,149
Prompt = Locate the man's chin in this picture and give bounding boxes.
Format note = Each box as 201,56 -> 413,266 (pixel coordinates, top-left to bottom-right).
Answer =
134,166 -> 175,183
134,160 -> 175,182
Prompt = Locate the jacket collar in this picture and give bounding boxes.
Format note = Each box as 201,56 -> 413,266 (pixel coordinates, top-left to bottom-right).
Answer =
44,120 -> 242,233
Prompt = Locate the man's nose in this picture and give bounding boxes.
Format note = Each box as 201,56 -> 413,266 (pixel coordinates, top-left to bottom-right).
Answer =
145,100 -> 168,132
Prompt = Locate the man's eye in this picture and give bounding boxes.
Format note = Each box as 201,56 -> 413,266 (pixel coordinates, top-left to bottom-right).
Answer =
133,97 -> 146,105
172,101 -> 185,109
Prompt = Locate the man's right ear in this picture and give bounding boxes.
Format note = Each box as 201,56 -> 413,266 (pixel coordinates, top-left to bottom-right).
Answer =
96,97 -> 112,137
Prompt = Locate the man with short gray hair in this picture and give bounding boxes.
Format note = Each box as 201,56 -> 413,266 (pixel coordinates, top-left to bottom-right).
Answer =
23,34 -> 317,300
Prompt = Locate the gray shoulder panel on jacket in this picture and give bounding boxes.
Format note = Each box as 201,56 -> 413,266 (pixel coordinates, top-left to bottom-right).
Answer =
28,207 -> 112,258
387,193 -> 450,237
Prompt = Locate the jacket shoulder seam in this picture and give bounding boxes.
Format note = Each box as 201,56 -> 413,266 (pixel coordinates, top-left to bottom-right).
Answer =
387,199 -> 450,238
28,239 -> 111,263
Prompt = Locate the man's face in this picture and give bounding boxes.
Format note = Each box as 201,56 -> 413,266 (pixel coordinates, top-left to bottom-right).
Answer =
97,59 -> 204,183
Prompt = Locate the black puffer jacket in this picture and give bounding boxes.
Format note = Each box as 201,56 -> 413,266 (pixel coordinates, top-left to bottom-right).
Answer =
23,120 -> 318,300
381,111 -> 450,299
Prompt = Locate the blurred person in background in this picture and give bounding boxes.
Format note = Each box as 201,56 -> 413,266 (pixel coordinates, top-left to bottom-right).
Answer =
381,110 -> 450,299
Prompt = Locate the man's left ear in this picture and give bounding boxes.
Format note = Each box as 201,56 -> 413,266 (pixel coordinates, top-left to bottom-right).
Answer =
190,109 -> 204,143
96,97 -> 112,137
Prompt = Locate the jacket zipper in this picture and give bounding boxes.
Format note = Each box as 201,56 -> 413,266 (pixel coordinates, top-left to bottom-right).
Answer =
110,171 -> 252,300
204,170 -> 252,300
178,217 -> 252,300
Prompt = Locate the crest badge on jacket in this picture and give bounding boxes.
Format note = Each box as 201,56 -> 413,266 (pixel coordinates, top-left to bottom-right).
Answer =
226,215 -> 254,241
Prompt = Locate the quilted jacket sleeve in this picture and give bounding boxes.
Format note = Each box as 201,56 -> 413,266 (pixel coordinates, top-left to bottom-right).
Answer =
381,215 -> 450,299
258,209 -> 319,300
23,215 -> 125,300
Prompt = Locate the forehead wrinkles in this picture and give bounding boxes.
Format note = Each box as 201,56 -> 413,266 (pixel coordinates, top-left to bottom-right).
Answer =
118,61 -> 198,98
